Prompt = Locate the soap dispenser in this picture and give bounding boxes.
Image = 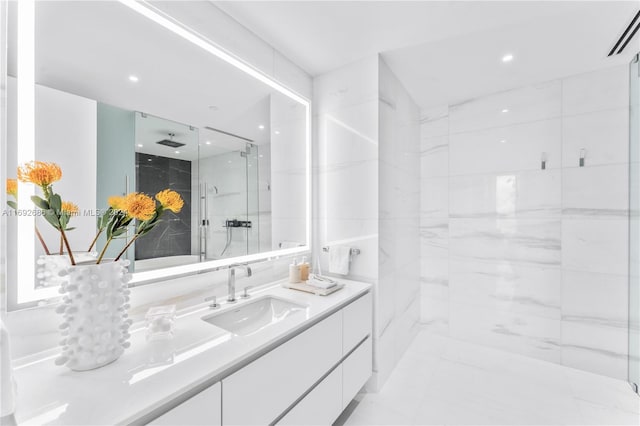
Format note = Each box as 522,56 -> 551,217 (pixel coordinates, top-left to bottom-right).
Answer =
289,258 -> 301,283
299,256 -> 310,281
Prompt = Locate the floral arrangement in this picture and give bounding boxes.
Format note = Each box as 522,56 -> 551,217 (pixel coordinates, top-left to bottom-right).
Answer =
7,161 -> 184,265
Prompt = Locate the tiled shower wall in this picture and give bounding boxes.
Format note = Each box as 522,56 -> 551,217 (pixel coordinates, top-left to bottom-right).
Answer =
420,65 -> 630,380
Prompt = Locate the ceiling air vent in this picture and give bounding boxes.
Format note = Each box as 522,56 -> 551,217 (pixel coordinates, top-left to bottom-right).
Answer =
609,10 -> 640,56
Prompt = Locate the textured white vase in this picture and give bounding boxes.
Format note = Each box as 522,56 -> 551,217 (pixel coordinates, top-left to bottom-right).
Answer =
36,252 -> 97,289
54,259 -> 132,371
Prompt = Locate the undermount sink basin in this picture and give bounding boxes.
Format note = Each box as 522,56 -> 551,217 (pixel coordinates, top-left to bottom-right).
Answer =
202,295 -> 308,336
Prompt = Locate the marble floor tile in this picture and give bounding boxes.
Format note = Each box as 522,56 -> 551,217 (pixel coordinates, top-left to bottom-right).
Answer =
340,331 -> 639,425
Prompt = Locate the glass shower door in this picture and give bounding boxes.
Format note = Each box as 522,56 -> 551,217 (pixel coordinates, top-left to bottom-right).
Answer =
630,52 -> 640,394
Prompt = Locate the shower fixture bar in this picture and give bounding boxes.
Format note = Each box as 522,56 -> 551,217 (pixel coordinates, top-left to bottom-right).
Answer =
608,10 -> 640,56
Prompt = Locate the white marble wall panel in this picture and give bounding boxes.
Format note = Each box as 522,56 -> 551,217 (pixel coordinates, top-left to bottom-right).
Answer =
449,169 -> 561,218
561,219 -> 628,276
562,66 -> 629,116
448,81 -> 561,134
421,135 -> 449,178
562,165 -> 629,219
449,119 -> 562,176
449,259 -> 561,320
562,108 -> 629,167
449,218 -> 561,267
419,64 -> 630,380
421,177 -> 448,218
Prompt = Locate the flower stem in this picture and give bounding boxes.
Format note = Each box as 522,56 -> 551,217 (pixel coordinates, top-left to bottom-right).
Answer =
59,228 -> 75,265
87,229 -> 102,252
59,234 -> 63,255
96,236 -> 113,264
35,226 -> 50,255
115,234 -> 138,261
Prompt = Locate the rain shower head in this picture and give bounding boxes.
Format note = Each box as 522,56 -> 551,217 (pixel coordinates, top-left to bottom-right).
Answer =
156,132 -> 185,148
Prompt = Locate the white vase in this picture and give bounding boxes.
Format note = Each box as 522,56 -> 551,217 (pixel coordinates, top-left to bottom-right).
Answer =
36,252 -> 97,289
54,259 -> 132,371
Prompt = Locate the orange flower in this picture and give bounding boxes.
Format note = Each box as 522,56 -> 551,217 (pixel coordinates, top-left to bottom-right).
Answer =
155,189 -> 184,213
61,201 -> 79,215
17,161 -> 62,187
6,178 -> 17,198
108,195 -> 126,211
124,192 -> 156,221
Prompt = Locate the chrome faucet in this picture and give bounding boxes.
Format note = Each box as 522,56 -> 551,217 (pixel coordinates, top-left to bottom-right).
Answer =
227,264 -> 252,303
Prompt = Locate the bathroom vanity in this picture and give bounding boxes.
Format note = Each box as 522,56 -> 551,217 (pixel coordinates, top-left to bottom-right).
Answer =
12,279 -> 372,425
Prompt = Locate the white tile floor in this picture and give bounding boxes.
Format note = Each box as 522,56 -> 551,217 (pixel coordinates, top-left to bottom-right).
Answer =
339,331 -> 640,425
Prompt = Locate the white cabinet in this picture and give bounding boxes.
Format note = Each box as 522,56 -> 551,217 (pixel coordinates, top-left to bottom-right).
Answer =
222,312 -> 343,425
342,293 -> 372,354
342,337 -> 372,409
277,365 -> 343,426
149,382 -> 221,426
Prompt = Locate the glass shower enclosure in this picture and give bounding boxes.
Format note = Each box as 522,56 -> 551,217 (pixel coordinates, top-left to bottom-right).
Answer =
630,52 -> 640,394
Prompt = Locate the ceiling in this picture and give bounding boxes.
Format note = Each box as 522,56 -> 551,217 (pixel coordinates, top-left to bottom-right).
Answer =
216,0 -> 640,109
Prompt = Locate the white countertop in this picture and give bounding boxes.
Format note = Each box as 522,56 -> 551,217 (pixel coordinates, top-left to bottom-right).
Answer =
12,278 -> 371,425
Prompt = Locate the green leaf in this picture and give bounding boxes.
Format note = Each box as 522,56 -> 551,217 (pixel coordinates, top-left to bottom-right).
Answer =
49,193 -> 62,211
7,200 -> 17,210
43,210 -> 61,229
30,195 -> 49,210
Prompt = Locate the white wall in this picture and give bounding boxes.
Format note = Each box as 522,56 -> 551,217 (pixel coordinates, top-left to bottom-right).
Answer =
420,65 -> 630,380
314,55 -> 420,389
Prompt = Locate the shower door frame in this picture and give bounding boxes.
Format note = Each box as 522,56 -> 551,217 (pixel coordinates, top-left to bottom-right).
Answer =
630,52 -> 640,395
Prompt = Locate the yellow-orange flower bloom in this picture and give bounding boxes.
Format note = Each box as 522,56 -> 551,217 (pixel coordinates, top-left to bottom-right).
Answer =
61,201 -> 79,215
155,189 -> 184,213
6,178 -> 17,198
124,192 -> 156,221
108,195 -> 126,211
17,161 -> 62,187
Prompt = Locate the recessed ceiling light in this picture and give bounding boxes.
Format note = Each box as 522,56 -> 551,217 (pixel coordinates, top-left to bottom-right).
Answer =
259,154 -> 263,158
147,158 -> 152,162
137,144 -> 143,148
274,130 -> 280,135
502,54 -> 514,63
128,75 -> 139,83
227,160 -> 232,164
258,124 -> 265,130
205,141 -> 211,145
500,139 -> 507,144
502,108 -> 509,113
174,150 -> 180,154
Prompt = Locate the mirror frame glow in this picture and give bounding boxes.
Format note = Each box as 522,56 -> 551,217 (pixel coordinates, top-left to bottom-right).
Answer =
15,0 -> 311,303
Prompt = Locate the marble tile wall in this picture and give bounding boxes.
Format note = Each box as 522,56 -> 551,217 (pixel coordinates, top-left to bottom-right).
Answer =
420,65 -> 630,379
314,55 -> 420,390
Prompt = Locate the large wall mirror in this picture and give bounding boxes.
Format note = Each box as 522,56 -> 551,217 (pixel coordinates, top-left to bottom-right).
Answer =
6,0 -> 310,307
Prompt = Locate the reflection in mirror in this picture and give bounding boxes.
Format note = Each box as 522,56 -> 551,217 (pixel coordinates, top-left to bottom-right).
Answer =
6,0 -> 309,307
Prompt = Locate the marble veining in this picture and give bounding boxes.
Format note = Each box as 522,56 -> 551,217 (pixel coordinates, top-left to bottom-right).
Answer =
419,65 -> 630,379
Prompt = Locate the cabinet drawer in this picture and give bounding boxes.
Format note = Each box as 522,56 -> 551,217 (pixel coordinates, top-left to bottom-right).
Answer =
342,337 -> 372,409
277,365 -> 343,426
223,312 -> 343,425
342,292 -> 372,354
149,382 -> 221,426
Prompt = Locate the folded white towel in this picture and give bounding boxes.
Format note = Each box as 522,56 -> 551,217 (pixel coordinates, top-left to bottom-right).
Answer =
329,246 -> 351,275
308,274 -> 337,289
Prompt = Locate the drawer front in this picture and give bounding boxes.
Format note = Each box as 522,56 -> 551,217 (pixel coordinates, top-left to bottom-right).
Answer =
342,337 -> 372,409
149,382 -> 221,426
277,365 -> 343,426
342,292 -> 372,354
223,312 -> 343,425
